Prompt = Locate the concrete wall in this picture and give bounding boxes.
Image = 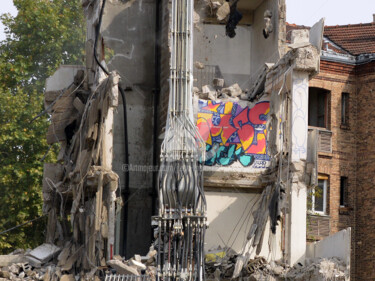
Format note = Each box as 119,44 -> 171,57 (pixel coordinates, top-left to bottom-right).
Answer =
250,0 -> 283,81
306,228 -> 351,266
194,24 -> 252,89
205,191 -> 282,259
101,0 -> 157,257
197,98 -> 270,170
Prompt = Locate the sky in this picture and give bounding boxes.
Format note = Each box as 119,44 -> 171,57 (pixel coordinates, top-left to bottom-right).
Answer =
286,0 -> 375,26
0,0 -> 374,40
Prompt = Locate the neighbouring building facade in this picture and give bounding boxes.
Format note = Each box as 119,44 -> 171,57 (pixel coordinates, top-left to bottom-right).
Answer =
288,17 -> 375,280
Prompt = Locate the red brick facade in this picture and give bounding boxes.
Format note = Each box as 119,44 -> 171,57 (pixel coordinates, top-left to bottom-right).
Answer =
308,58 -> 375,280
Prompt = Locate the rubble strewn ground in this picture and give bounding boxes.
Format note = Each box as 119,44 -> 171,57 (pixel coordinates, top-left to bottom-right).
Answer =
0,243 -> 349,281
0,245 -> 349,281
204,247 -> 349,281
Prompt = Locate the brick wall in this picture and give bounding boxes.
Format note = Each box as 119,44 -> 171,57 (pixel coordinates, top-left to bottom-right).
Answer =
354,61 -> 375,280
309,58 -> 358,278
309,58 -> 375,280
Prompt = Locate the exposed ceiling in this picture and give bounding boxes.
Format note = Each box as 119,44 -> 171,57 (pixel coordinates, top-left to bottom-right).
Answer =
237,0 -> 264,11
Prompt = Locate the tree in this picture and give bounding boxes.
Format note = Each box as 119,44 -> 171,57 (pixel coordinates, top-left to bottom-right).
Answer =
0,0 -> 85,253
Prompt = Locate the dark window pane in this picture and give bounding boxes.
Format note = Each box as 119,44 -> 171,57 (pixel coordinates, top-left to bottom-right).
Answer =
308,87 -> 328,128
341,93 -> 349,125
340,177 -> 348,206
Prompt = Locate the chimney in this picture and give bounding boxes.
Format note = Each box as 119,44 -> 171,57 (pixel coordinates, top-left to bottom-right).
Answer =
373,14 -> 375,22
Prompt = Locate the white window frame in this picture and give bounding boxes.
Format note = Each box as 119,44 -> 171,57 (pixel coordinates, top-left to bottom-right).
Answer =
308,178 -> 327,215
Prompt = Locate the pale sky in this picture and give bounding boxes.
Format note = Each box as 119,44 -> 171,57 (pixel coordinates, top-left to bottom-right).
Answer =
0,0 -> 17,40
286,0 -> 375,26
0,0 -> 374,40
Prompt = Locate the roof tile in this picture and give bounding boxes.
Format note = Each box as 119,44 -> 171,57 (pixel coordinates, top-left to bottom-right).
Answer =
286,22 -> 375,56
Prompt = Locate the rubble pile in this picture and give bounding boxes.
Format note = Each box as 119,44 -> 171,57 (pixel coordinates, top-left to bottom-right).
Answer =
106,248 -> 157,280
194,81 -> 249,102
0,246 -> 349,281
284,257 -> 349,281
204,247 -> 349,281
204,248 -> 288,280
0,246 -> 158,280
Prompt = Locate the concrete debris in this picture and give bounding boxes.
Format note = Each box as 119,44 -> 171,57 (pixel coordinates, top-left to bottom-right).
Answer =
291,29 -> 310,44
107,259 -> 139,275
284,257 -> 349,281
222,83 -> 242,97
216,2 -> 230,21
106,253 -> 157,280
193,10 -> 201,30
212,78 -> 224,88
25,244 -> 61,268
195,83 -> 247,103
211,1 -> 221,9
0,255 -> 25,267
41,67 -> 121,274
0,250 -> 349,281
205,250 -> 348,281
0,249 -> 157,280
194,61 -> 205,69
60,274 -> 75,281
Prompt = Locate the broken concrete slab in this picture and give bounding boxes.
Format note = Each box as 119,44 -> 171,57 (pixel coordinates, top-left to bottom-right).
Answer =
291,29 -> 309,44
194,61 -> 205,69
60,274 -> 75,281
222,83 -> 242,97
129,259 -> 146,271
45,65 -> 85,93
0,271 -> 11,279
213,78 -> 224,88
216,2 -> 230,21
26,244 -> 61,267
107,259 -> 139,275
0,255 -> 26,267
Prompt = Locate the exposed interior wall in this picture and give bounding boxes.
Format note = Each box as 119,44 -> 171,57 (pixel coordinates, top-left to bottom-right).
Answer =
197,97 -> 271,171
205,191 -> 282,260
250,0 -> 285,81
194,24 -> 252,89
101,0 -> 157,257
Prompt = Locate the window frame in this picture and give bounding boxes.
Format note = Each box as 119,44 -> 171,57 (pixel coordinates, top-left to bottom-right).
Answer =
308,87 -> 330,129
308,176 -> 328,215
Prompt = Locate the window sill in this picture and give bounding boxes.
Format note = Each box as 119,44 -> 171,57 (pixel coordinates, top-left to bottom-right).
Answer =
307,211 -> 329,217
340,124 -> 350,130
339,206 -> 350,215
318,151 -> 333,158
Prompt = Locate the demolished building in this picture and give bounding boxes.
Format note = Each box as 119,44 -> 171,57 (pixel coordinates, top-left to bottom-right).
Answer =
0,0 -> 353,280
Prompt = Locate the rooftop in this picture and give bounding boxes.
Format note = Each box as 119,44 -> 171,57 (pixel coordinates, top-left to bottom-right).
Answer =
286,22 -> 375,56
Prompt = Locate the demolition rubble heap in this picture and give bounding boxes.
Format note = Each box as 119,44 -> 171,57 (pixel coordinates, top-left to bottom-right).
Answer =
0,247 -> 349,281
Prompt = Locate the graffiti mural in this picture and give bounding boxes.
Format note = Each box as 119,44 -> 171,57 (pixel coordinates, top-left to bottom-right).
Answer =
197,100 -> 270,168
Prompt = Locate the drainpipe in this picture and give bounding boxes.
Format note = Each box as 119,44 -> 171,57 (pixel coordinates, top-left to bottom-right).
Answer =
151,0 -> 161,222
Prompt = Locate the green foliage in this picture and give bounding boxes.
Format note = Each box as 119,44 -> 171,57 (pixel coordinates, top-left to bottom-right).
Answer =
0,0 -> 85,253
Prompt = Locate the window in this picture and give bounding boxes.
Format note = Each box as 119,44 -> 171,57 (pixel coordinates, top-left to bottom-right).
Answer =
340,177 -> 348,207
308,177 -> 328,214
308,87 -> 329,128
341,93 -> 349,126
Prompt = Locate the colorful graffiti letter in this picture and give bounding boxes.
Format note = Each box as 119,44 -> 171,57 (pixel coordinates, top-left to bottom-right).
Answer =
197,100 -> 270,168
